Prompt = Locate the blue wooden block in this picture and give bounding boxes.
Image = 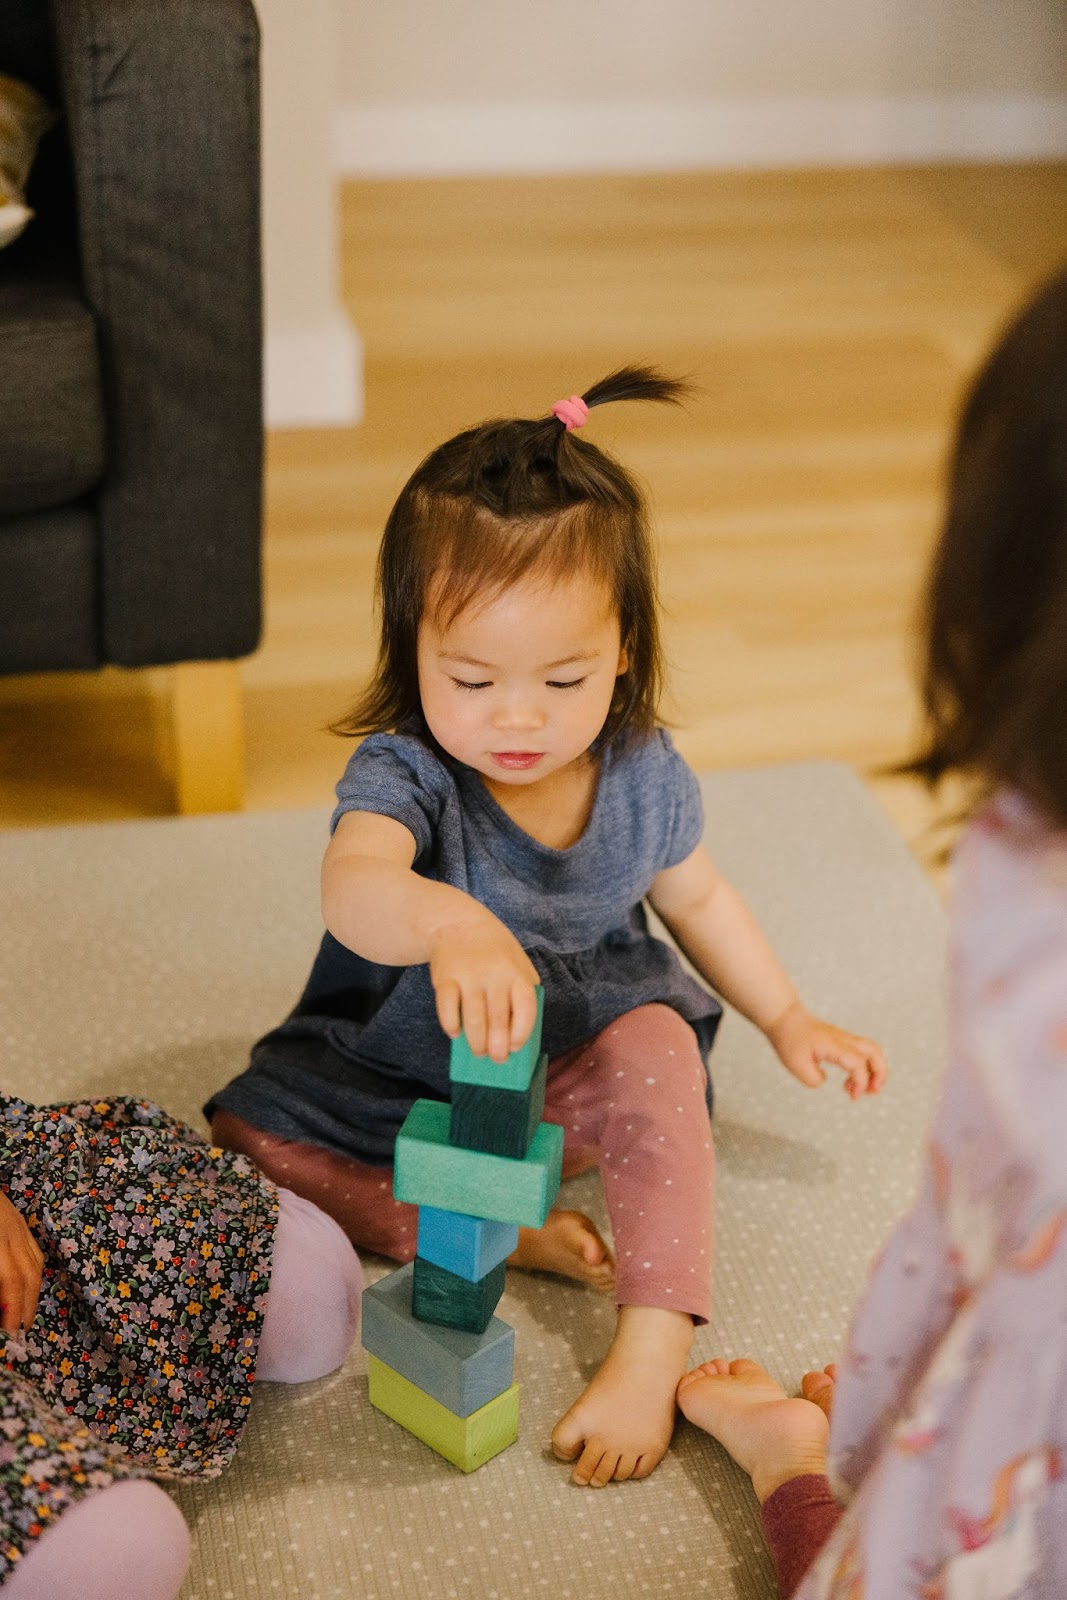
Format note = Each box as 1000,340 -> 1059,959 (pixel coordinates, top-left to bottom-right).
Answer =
417,1207 -> 518,1283
449,987 -> 544,1090
450,1051 -> 547,1159
412,1255 -> 506,1334
394,1100 -> 563,1228
361,1264 -> 514,1417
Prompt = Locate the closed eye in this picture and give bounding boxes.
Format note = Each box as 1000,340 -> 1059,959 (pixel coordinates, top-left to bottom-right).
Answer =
452,679 -> 492,691
547,678 -> 587,691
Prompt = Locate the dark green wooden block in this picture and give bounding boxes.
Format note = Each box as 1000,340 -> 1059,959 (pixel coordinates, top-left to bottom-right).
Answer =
412,1255 -> 507,1334
450,1052 -> 547,1159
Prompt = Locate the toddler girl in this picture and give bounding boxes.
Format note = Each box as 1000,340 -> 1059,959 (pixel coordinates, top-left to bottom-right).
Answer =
0,1093 -> 362,1599
677,270 -> 1067,1591
207,368 -> 886,1487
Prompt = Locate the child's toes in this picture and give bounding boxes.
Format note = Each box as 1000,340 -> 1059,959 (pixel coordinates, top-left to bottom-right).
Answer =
728,1358 -> 765,1378
572,1438 -> 610,1486
550,1410 -> 584,1462
678,1358 -> 727,1394
587,1448 -> 621,1488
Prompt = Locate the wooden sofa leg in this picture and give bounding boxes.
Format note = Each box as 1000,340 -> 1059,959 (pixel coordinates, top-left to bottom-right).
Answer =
169,661 -> 245,814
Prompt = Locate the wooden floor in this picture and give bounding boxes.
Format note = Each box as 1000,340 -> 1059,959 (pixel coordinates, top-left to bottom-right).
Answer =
3,162 -> 1067,883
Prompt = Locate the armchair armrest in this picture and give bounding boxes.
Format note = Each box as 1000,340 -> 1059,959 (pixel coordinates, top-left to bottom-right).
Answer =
51,0 -> 263,666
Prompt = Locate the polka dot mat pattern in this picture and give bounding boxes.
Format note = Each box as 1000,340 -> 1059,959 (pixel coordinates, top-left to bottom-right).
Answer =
0,762 -> 945,1598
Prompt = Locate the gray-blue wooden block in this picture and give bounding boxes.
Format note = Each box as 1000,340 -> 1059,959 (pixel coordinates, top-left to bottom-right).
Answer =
361,1263 -> 514,1417
417,1206 -> 518,1283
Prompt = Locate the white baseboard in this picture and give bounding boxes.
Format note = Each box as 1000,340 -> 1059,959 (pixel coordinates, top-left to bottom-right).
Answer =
265,312 -> 364,429
335,94 -> 1067,177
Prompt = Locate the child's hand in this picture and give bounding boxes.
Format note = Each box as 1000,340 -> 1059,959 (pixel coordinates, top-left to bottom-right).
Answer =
428,912 -> 541,1064
0,1191 -> 44,1335
766,1000 -> 887,1100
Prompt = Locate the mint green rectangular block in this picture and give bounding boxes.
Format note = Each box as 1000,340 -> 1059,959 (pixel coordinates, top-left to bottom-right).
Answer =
394,1099 -> 563,1228
448,987 -> 544,1090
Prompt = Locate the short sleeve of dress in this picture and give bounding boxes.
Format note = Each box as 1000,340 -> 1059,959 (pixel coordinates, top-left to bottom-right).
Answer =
655,730 -> 705,870
329,733 -> 449,865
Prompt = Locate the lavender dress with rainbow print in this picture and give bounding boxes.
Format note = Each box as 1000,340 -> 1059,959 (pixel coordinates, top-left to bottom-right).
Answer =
799,790 -> 1067,1598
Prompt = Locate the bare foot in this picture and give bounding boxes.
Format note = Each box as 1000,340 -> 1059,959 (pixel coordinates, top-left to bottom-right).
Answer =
551,1305 -> 693,1487
800,1363 -> 837,1422
676,1357 -> 829,1503
509,1209 -> 615,1293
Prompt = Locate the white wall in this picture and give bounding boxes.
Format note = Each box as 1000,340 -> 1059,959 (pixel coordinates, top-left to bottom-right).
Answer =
335,0 -> 1067,174
256,0 -> 361,427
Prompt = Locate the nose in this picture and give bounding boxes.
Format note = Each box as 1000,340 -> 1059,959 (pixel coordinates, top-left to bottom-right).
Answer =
492,692 -> 545,732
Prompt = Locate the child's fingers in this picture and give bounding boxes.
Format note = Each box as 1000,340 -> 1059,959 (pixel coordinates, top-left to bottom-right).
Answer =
508,980 -> 540,1053
847,1036 -> 887,1093
485,989 -> 513,1064
460,989 -> 490,1058
856,1037 -> 889,1091
787,1052 -> 827,1089
817,1040 -> 880,1098
434,980 -> 462,1042
23,1244 -> 43,1331
0,1262 -> 33,1336
0,1259 -> 19,1336
0,1291 -> 18,1337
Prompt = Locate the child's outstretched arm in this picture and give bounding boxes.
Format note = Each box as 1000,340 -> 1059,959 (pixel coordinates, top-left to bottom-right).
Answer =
322,810 -> 540,1063
648,844 -> 887,1099
0,1189 -> 44,1335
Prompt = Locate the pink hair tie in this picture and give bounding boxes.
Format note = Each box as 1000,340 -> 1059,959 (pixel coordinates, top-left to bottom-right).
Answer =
552,394 -> 589,432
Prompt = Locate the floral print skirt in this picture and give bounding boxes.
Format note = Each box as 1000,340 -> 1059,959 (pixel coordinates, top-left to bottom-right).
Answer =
0,1095 -> 278,1576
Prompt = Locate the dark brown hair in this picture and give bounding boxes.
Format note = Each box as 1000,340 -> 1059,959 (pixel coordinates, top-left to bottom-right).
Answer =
334,366 -> 692,752
905,268 -> 1067,828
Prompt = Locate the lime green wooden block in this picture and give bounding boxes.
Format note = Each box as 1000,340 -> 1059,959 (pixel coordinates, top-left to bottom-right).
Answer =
368,1354 -> 519,1472
449,987 -> 544,1090
394,1099 -> 563,1227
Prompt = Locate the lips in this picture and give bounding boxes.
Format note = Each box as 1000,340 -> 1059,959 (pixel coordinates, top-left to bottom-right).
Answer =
491,752 -> 544,770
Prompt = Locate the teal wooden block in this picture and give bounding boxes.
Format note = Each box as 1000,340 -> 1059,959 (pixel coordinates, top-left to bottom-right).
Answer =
361,1264 -> 514,1416
394,1100 -> 563,1228
416,1207 -> 518,1283
449,987 -> 544,1090
450,1051 -> 547,1159
412,1255 -> 506,1334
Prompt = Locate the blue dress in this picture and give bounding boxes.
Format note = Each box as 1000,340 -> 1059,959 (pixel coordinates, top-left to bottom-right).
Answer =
206,728 -> 721,1164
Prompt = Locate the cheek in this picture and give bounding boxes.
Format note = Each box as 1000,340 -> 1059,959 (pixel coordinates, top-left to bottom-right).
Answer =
421,682 -> 480,746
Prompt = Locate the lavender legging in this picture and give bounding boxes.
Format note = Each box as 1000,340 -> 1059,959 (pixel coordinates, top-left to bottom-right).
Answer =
3,1188 -> 361,1600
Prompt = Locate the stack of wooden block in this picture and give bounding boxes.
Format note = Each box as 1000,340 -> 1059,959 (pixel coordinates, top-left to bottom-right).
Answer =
362,990 -> 564,1471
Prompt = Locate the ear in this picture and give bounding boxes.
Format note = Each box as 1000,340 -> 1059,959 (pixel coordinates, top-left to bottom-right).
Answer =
616,643 -> 630,676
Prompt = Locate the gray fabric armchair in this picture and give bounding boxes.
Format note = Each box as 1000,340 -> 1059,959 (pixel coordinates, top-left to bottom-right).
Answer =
0,0 -> 263,810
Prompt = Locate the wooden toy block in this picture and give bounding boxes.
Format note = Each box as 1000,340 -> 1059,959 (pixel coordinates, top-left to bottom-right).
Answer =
368,1354 -> 519,1473
361,1264 -> 514,1416
416,1206 -> 518,1283
450,1051 -> 547,1159
394,1100 -> 563,1228
449,986 -> 545,1091
412,1255 -> 506,1334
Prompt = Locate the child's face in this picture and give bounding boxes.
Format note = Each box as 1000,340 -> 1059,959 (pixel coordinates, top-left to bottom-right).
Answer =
417,569 -> 627,786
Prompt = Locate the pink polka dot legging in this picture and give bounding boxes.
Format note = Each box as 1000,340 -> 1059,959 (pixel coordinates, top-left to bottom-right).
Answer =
212,1003 -> 715,1323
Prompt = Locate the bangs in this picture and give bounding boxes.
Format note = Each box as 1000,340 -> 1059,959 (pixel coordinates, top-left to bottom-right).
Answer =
422,497 -> 620,631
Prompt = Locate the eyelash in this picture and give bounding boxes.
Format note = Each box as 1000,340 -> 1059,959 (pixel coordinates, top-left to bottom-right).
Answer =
452,678 -> 587,692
